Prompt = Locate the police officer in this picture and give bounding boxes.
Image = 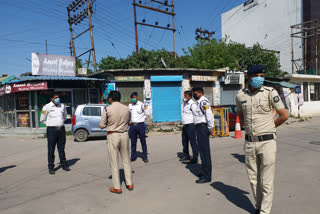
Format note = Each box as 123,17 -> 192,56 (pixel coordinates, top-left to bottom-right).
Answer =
180,90 -> 198,164
40,93 -> 70,175
236,65 -> 288,214
128,92 -> 150,163
99,91 -> 133,194
192,87 -> 214,184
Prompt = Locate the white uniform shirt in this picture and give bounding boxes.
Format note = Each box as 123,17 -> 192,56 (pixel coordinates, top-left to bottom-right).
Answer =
193,96 -> 214,130
40,102 -> 67,127
128,101 -> 150,123
182,99 -> 197,125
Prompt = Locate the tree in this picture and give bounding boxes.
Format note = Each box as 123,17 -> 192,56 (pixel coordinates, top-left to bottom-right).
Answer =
181,38 -> 282,77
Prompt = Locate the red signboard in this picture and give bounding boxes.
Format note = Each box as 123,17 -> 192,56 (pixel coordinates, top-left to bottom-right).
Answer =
0,82 -> 47,96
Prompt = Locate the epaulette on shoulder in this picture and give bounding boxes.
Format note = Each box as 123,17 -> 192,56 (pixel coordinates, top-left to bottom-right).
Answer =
263,86 -> 274,91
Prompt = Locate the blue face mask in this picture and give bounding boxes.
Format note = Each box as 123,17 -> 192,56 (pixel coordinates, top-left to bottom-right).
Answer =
131,98 -> 137,104
250,77 -> 265,88
54,98 -> 60,105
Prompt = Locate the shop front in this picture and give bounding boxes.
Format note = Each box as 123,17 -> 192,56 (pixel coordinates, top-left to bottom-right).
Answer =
0,76 -> 104,129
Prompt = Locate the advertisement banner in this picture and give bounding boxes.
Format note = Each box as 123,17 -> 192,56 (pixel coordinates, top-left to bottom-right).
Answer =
32,53 -> 76,77
0,82 -> 47,96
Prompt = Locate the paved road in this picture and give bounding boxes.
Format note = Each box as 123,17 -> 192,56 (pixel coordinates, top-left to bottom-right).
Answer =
0,119 -> 320,214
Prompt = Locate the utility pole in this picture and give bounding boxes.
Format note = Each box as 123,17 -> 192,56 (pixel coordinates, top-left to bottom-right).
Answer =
67,0 -> 97,72
291,19 -> 320,75
133,0 -> 177,58
195,28 -> 215,45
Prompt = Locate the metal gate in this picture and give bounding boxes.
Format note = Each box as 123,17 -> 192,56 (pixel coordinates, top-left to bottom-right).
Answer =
212,107 -> 229,137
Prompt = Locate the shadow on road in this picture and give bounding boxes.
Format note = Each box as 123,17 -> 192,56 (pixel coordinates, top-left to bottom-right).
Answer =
0,165 -> 16,173
231,153 -> 245,163
55,158 -> 80,171
211,182 -> 255,213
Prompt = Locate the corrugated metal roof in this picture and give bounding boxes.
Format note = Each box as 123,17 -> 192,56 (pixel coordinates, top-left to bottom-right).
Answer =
0,76 -> 16,85
7,76 -> 104,83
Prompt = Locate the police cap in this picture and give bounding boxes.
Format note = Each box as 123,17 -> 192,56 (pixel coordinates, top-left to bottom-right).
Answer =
247,65 -> 266,76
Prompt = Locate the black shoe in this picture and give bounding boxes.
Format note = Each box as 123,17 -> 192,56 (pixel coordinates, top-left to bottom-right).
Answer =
49,169 -> 55,175
179,156 -> 190,162
62,166 -> 71,171
143,158 -> 149,163
254,209 -> 260,214
131,157 -> 137,162
185,159 -> 198,164
195,177 -> 211,184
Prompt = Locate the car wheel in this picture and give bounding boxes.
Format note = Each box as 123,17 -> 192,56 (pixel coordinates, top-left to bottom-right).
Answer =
75,129 -> 88,142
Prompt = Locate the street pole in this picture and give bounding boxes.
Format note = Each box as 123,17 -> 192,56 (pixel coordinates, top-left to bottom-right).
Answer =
133,0 -> 139,54
46,40 -> 48,54
171,0 -> 176,58
86,0 -> 97,72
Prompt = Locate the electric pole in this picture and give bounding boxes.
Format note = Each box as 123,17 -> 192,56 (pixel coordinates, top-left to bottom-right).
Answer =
195,28 -> 215,45
67,0 -> 97,72
133,0 -> 177,58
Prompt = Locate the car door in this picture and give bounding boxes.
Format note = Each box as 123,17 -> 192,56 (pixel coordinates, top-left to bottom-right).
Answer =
82,106 -> 105,136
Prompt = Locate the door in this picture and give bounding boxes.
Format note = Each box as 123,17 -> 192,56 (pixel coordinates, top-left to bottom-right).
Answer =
81,106 -> 104,136
151,82 -> 182,122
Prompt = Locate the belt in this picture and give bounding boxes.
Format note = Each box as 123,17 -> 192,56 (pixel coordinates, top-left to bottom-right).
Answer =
245,134 -> 275,142
195,123 -> 207,127
47,126 -> 64,130
132,122 -> 144,126
107,131 -> 120,135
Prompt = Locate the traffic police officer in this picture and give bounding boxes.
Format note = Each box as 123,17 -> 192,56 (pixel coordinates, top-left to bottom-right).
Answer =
236,65 -> 288,214
180,90 -> 198,164
40,93 -> 70,175
192,87 -> 214,184
100,91 -> 133,194
128,92 -> 150,163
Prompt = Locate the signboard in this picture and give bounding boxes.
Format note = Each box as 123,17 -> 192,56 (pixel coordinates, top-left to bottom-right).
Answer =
32,53 -> 76,77
191,75 -> 217,82
295,86 -> 301,94
225,71 -> 244,85
115,76 -> 145,82
0,82 -> 47,96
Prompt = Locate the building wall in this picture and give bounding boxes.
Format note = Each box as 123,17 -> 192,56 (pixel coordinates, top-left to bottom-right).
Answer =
222,0 -> 303,74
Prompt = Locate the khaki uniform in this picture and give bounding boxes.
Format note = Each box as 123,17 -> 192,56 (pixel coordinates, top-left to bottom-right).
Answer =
236,86 -> 284,214
100,102 -> 132,189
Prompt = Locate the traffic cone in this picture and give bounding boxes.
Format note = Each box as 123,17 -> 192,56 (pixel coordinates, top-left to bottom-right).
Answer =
234,116 -> 242,139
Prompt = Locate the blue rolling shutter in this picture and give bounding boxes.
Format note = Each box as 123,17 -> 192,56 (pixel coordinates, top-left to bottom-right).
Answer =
151,76 -> 182,122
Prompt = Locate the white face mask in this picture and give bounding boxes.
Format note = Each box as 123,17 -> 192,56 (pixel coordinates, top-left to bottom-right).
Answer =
183,98 -> 188,102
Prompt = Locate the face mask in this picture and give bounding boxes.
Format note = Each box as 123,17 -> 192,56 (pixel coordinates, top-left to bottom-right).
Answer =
193,94 -> 199,100
183,98 -> 188,102
131,98 -> 137,104
250,77 -> 265,88
54,98 -> 60,105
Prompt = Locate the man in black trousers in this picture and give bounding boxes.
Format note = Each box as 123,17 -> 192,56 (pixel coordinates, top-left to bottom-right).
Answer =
192,87 -> 214,183
180,90 -> 198,164
40,92 -> 70,175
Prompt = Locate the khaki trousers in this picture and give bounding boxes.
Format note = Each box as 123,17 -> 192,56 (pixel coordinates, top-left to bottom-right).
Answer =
107,132 -> 133,189
244,139 -> 276,214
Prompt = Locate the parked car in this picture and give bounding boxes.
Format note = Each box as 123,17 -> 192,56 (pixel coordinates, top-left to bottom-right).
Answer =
72,104 -> 107,142
212,104 -> 244,131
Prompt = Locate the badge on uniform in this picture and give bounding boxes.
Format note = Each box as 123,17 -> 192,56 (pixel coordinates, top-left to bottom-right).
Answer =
41,110 -> 46,114
202,102 -> 209,110
273,96 -> 280,103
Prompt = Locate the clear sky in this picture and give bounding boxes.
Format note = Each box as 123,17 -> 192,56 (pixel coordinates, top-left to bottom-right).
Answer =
0,0 -> 247,76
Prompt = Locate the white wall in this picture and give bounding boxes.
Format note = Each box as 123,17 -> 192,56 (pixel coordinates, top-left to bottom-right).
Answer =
222,0 -> 303,74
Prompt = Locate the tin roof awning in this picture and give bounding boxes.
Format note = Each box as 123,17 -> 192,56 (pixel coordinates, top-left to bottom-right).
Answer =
265,80 -> 298,88
7,76 -> 105,84
0,76 -> 16,85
